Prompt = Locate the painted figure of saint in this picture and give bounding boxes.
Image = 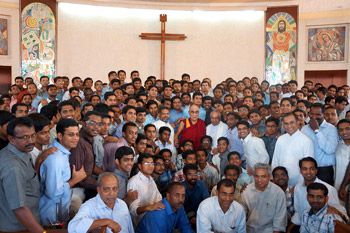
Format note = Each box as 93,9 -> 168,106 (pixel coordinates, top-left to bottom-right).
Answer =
316,31 -> 342,61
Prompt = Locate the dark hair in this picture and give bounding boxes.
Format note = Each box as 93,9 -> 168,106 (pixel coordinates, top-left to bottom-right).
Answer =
69,87 -> 79,94
196,148 -> 208,157
83,110 -> 101,122
115,146 -> 134,161
56,118 -> 79,135
27,113 -> 51,132
11,103 -> 28,114
223,102 -> 234,109
167,182 -> 185,194
272,166 -> 289,177
217,178 -> 235,192
335,96 -> 349,105
159,148 -> 172,157
94,103 -> 109,114
144,124 -> 156,132
136,107 -> 146,114
7,117 -> 34,136
181,139 -> 194,147
57,100 -> 74,113
200,135 -> 213,143
310,103 -> 325,113
248,109 -> 261,118
227,151 -> 241,161
158,106 -> 170,114
281,98 -> 294,106
122,122 -> 137,133
122,105 -> 136,115
337,119 -> 350,129
183,163 -> 197,175
0,110 -> 15,126
281,112 -> 298,122
182,150 -> 195,160
237,120 -> 249,128
136,133 -> 147,144
307,182 -> 328,197
146,100 -> 158,110
104,92 -> 116,101
299,157 -> 318,169
266,116 -> 279,126
192,92 -> 203,100
217,136 -> 229,145
224,164 -> 240,176
125,97 -> 136,105
138,153 -> 153,164
111,79 -> 120,85
159,126 -> 171,135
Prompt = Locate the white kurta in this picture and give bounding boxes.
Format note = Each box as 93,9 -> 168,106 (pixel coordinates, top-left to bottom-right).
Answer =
334,140 -> 350,191
206,121 -> 229,148
272,130 -> 314,186
242,133 -> 270,170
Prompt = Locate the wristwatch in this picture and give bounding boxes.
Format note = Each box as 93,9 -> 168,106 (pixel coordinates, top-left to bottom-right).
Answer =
314,129 -> 320,134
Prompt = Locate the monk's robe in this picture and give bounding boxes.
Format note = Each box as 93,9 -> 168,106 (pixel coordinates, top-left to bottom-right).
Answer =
180,118 -> 206,151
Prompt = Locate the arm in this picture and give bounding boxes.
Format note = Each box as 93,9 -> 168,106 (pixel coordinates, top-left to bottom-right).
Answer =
88,219 -> 121,232
93,164 -> 105,175
339,163 -> 350,201
174,121 -> 184,147
13,206 -> 44,233
136,202 -> 165,215
34,147 -> 58,176
273,192 -> 288,232
256,139 -> 270,164
196,204 -> 214,233
315,126 -> 338,154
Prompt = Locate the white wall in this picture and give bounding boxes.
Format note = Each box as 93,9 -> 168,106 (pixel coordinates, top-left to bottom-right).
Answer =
57,3 -> 265,85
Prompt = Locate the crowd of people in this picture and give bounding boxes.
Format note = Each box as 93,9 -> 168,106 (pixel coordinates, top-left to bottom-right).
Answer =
0,70 -> 350,233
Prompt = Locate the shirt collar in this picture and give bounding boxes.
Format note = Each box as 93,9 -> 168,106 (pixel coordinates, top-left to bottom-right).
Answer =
7,143 -> 31,165
242,133 -> 252,143
308,203 -> 328,217
96,193 -> 120,210
51,139 -> 71,155
139,171 -> 152,181
163,198 -> 176,216
114,168 -> 128,179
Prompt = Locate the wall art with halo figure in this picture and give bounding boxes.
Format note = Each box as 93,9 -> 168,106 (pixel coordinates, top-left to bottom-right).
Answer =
308,26 -> 345,62
0,18 -> 8,55
21,2 -> 55,82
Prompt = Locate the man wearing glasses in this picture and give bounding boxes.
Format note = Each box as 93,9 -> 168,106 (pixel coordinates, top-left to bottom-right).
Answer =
0,117 -> 45,232
127,153 -> 163,228
69,111 -> 104,216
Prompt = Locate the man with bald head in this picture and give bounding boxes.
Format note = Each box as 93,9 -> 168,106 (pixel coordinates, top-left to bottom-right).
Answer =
175,104 -> 206,151
68,172 -> 134,233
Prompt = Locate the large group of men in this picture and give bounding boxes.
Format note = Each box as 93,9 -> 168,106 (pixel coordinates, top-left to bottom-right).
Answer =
0,70 -> 350,233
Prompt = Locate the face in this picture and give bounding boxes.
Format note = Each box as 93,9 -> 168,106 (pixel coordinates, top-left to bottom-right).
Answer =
125,85 -> 135,95
159,130 -> 170,143
300,161 -> 317,182
163,87 -> 172,98
15,106 -> 29,117
184,154 -> 196,165
237,124 -> 249,139
193,95 -> 202,106
153,158 -> 165,175
136,112 -> 146,123
210,112 -> 221,126
159,109 -> 170,123
283,114 -> 298,135
97,176 -> 119,208
280,100 -> 292,114
15,79 -> 24,88
145,126 -> 156,140
228,154 -> 242,167
238,107 -> 248,120
294,111 -> 306,126
58,126 -> 80,150
307,189 -> 328,212
84,89 -> 93,101
296,92 -> 304,100
182,95 -> 191,105
201,83 -> 209,92
161,151 -> 172,166
216,185 -> 235,211
203,100 -> 212,111
224,105 -> 233,116
167,185 -> 186,212
254,168 -> 271,191
105,96 -> 117,106
184,169 -> 198,186
11,85 -> 20,95
55,79 -> 64,89
226,115 -> 238,129
148,87 -> 158,98
85,114 -> 102,137
47,87 -> 58,97
309,107 -> 324,125
266,121 -> 278,135
338,122 -> 350,141
193,81 -> 200,92
182,83 -> 189,93
118,72 -> 126,81
270,103 -> 281,118
9,126 -> 36,153
172,98 -> 182,110
124,109 -> 136,123
214,89 -> 223,99
289,83 -> 297,93
36,125 -> 51,146
72,79 -> 82,88
91,96 -> 101,106
336,101 -> 347,112
22,95 -> 32,106
138,157 -> 155,176
282,85 -> 289,93
133,81 -> 141,90
328,88 -> 336,97
122,126 -> 138,145
100,117 -> 111,136
249,113 -> 261,125
148,104 -> 158,116
243,89 -> 252,97
136,139 -> 147,154
196,150 -> 207,164
273,169 -> 288,187
189,105 -> 199,121
201,138 -> 212,150
217,140 -> 228,154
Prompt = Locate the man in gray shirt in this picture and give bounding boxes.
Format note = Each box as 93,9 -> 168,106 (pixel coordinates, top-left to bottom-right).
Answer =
0,117 -> 45,232
114,146 -> 138,204
240,163 -> 287,233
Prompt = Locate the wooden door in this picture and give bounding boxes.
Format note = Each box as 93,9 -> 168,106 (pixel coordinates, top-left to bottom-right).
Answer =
0,66 -> 11,95
304,70 -> 347,87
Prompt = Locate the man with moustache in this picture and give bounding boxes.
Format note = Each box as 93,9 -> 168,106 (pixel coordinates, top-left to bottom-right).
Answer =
136,182 -> 194,233
0,117 -> 45,232
39,118 -> 87,225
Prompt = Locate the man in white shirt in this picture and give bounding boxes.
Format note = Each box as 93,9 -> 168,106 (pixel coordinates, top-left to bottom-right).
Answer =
127,153 -> 163,228
68,173 -> 134,233
197,179 -> 246,233
152,106 -> 175,143
336,119 -> 350,198
289,157 -> 348,232
155,126 -> 177,160
272,112 -> 314,186
240,163 -> 287,233
62,77 -> 85,101
237,121 -> 269,171
206,110 -> 228,149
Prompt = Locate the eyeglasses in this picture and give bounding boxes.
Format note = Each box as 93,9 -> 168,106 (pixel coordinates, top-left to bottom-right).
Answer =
65,132 -> 80,137
190,111 -> 199,114
155,163 -> 165,167
86,121 -> 104,127
14,133 -> 36,141
143,162 -> 154,166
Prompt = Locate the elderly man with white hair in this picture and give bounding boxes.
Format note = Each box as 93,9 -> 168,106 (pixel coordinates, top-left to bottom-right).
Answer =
206,110 -> 229,149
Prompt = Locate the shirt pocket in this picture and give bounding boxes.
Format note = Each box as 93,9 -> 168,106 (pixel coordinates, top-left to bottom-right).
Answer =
26,172 -> 40,198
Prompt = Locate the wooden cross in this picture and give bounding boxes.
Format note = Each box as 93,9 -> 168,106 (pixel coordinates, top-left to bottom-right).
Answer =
139,14 -> 186,80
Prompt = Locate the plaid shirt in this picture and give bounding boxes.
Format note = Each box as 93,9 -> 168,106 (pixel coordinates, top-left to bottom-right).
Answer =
300,204 -> 343,233
285,186 -> 294,220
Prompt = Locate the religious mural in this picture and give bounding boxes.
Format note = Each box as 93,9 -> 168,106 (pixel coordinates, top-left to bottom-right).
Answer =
308,26 -> 345,62
0,18 -> 8,55
265,12 -> 296,85
21,3 -> 55,83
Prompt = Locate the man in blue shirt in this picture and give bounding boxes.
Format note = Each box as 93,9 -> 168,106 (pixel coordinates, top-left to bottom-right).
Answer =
136,182 -> 194,233
39,118 -> 86,225
169,96 -> 184,132
182,163 -> 209,226
68,172 -> 134,233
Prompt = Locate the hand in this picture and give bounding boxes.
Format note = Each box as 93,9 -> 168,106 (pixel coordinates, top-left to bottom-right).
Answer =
174,138 -> 179,148
190,217 -> 196,226
240,184 -> 248,193
247,169 -> 254,176
289,186 -> 295,195
308,118 -> 319,131
126,189 -> 138,202
338,187 -> 347,202
170,162 -> 176,171
177,118 -> 184,123
35,147 -> 59,175
327,206 -> 342,217
40,99 -> 48,107
72,165 -> 87,183
107,220 -> 122,233
212,148 -> 218,155
104,136 -> 121,144
147,202 -> 165,211
167,140 -> 172,145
